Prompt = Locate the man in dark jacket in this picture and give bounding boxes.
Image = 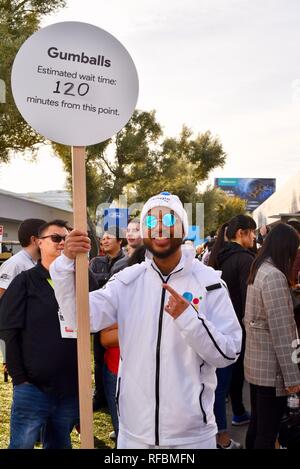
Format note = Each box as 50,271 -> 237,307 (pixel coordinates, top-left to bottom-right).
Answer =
0,220 -> 78,448
89,226 -> 126,288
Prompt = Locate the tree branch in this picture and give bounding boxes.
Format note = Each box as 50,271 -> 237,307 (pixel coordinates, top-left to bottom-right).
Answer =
12,0 -> 28,14
100,155 -> 116,176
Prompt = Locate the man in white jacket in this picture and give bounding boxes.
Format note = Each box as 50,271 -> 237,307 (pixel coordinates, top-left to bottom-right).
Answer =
50,192 -> 242,449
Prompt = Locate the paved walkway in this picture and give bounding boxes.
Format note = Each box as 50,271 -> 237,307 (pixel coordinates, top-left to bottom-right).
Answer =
225,381 -> 250,448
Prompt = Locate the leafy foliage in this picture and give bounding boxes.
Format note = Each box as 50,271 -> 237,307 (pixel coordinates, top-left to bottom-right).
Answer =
199,187 -> 247,235
0,0 -> 66,161
54,110 -> 163,216
54,110 -> 230,224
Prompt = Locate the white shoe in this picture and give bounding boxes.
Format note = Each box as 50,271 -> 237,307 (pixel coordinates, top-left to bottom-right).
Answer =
109,430 -> 116,440
217,439 -> 242,449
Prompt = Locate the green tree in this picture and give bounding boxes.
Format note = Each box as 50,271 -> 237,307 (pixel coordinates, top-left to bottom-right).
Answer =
54,109 -> 163,218
216,194 -> 247,227
54,114 -> 228,221
198,187 -> 246,235
133,126 -> 226,204
0,0 -> 66,161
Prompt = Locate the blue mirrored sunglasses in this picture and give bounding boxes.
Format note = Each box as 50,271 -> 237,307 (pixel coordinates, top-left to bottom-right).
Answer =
145,213 -> 177,229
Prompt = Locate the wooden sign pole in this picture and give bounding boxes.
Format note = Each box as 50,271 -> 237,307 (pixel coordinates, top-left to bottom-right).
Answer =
72,146 -> 94,449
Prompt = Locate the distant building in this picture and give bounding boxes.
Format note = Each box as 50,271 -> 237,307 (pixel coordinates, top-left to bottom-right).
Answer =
20,190 -> 72,212
0,189 -> 73,251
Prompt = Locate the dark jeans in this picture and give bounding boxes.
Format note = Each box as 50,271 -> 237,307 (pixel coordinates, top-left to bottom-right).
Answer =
9,383 -> 79,449
229,348 -> 246,416
93,333 -> 107,407
214,364 -> 234,432
246,384 -> 286,449
103,364 -> 119,437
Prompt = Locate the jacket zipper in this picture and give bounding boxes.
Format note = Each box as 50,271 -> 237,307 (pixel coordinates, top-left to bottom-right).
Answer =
151,265 -> 183,446
199,383 -> 207,424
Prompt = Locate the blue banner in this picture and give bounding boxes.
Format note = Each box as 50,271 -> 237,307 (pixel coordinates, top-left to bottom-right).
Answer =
214,178 -> 276,211
103,208 -> 129,231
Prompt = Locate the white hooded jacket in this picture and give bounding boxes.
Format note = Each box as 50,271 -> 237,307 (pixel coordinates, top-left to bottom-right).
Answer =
50,246 -> 242,446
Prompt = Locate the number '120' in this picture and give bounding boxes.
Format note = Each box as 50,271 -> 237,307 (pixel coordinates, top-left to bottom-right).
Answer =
53,81 -> 89,97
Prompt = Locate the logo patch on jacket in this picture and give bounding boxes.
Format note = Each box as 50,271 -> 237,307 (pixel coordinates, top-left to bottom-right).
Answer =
0,273 -> 10,280
182,291 -> 203,311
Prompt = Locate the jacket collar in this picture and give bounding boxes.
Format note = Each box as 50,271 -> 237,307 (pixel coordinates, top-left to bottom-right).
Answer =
145,245 -> 195,278
106,249 -> 125,264
35,260 -> 50,279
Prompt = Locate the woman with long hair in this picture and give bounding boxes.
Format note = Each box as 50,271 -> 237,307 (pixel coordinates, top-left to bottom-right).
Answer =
208,222 -> 229,270
210,215 -> 256,449
244,223 -> 300,449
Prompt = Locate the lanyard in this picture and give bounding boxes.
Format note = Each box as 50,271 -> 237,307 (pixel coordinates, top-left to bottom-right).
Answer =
46,278 -> 76,337
47,278 -> 54,289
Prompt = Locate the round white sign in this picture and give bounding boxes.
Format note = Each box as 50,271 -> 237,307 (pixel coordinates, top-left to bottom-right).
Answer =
11,22 -> 139,146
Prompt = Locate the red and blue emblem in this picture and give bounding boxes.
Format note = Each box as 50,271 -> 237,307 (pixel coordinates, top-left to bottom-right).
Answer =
182,291 -> 203,311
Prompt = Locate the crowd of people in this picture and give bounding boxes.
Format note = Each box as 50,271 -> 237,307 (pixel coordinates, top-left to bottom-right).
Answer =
0,191 -> 299,449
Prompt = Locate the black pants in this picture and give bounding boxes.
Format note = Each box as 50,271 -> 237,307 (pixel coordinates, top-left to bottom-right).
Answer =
93,333 -> 107,407
246,384 -> 286,449
229,339 -> 246,416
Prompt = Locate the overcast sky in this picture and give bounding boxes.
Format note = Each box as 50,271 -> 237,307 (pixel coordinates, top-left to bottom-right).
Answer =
1,0 -> 300,193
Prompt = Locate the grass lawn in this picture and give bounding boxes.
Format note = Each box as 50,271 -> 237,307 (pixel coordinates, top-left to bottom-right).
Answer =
0,372 -> 115,449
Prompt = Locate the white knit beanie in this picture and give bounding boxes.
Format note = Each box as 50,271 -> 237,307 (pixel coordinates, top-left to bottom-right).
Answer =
140,192 -> 189,237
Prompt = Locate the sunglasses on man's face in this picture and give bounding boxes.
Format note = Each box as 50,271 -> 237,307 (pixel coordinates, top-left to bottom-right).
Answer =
39,234 -> 66,243
144,213 -> 177,229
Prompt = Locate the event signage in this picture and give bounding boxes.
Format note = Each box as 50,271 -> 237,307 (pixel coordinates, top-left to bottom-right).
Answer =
11,21 -> 139,146
215,178 -> 276,211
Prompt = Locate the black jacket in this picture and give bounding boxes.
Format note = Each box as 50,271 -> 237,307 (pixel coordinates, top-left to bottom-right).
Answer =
217,242 -> 255,324
0,263 -> 98,397
89,250 -> 126,288
110,256 -> 129,276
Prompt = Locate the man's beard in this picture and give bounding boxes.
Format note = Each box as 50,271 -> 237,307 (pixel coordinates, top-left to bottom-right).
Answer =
144,237 -> 182,259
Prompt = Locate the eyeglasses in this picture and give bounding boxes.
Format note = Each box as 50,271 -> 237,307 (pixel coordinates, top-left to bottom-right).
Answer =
145,213 -> 177,229
39,234 -> 66,243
